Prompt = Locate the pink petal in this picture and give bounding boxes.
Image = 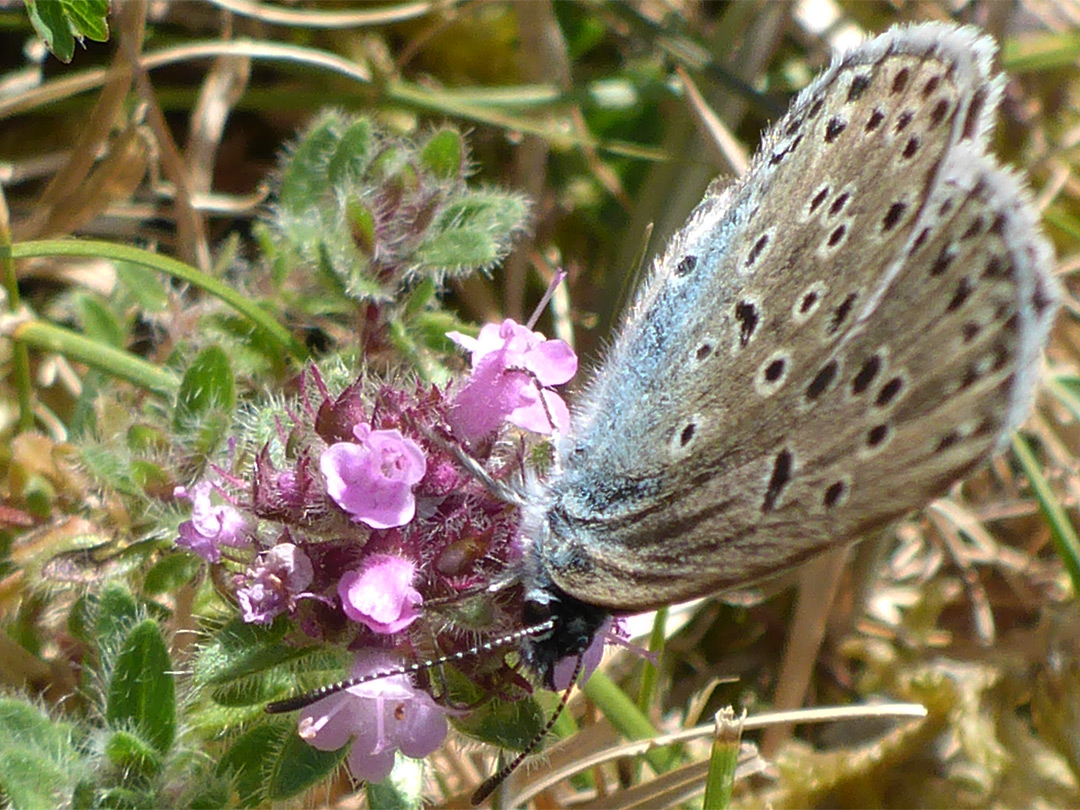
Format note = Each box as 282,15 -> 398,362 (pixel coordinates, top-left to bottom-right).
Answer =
551,618 -> 610,691
339,556 -> 422,634
321,443 -> 368,507
320,437 -> 423,530
445,330 -> 479,354
392,700 -> 449,759
448,360 -> 531,441
507,387 -> 570,435
470,321 -> 514,364
299,691 -> 362,751
176,521 -> 220,562
347,744 -> 396,783
525,338 -> 578,385
367,430 -> 427,486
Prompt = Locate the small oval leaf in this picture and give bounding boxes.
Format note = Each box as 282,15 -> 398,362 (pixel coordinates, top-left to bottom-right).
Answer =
419,129 -> 465,180
105,620 -> 176,755
174,345 -> 236,427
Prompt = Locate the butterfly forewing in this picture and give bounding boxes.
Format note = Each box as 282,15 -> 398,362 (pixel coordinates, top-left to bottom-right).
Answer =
533,24 -> 1057,610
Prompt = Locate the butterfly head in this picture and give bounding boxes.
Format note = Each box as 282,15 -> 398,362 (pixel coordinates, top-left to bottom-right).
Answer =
516,569 -> 611,690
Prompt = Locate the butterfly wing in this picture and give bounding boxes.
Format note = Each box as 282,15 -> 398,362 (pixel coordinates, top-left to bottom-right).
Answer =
532,24 -> 1058,611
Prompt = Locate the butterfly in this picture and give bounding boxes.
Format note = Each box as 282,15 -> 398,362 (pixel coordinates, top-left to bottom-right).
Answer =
512,20 -> 1057,686
269,21 -> 1058,803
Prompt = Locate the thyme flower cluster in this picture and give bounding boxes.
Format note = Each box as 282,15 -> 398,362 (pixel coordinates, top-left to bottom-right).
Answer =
174,319 -> 585,781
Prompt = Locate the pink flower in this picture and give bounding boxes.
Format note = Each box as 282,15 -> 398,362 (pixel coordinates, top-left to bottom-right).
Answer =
320,424 -> 427,529
447,319 -> 577,440
297,651 -> 449,783
339,554 -> 421,634
174,482 -> 252,562
237,543 -> 314,624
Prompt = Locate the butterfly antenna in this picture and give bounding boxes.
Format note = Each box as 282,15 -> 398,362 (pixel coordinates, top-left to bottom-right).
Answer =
408,417 -> 525,507
525,269 -> 568,330
471,653 -> 584,806
264,620 -> 555,714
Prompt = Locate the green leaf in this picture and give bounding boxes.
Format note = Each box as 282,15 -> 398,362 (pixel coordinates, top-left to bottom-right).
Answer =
1050,375 -> 1080,424
327,118 -> 376,187
27,0 -> 75,63
115,262 -> 169,312
103,729 -> 162,778
411,310 -> 472,351
437,192 -> 529,235
1045,206 -> 1080,242
96,785 -> 149,809
174,345 -> 236,427
702,708 -> 743,810
266,723 -> 350,802
415,191 -> 529,273
1012,434 -> 1080,594
401,277 -> 437,318
76,293 -> 126,349
366,755 -> 425,810
210,676 -> 284,708
60,0 -> 109,39
26,0 -> 111,63
13,318 -> 178,397
636,605 -> 666,714
193,617 -> 322,686
12,240 -> 307,362
126,423 -> 169,453
183,770 -> 232,810
26,0 -> 109,62
105,619 -> 176,755
217,719 -> 347,807
280,114 -> 340,215
451,694 -> 549,752
414,228 -> 501,271
143,553 -> 201,595
1002,30 -> 1080,72
94,583 -> 139,652
0,698 -> 89,809
584,670 -> 676,772
79,444 -> 139,497
419,129 -> 465,180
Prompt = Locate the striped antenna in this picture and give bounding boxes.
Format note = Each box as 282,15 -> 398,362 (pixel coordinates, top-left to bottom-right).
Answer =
264,619 -> 555,714
406,416 -> 526,508
471,652 -> 584,805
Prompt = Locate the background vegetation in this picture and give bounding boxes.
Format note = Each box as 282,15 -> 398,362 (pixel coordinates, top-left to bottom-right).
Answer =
0,1 -> 1078,807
